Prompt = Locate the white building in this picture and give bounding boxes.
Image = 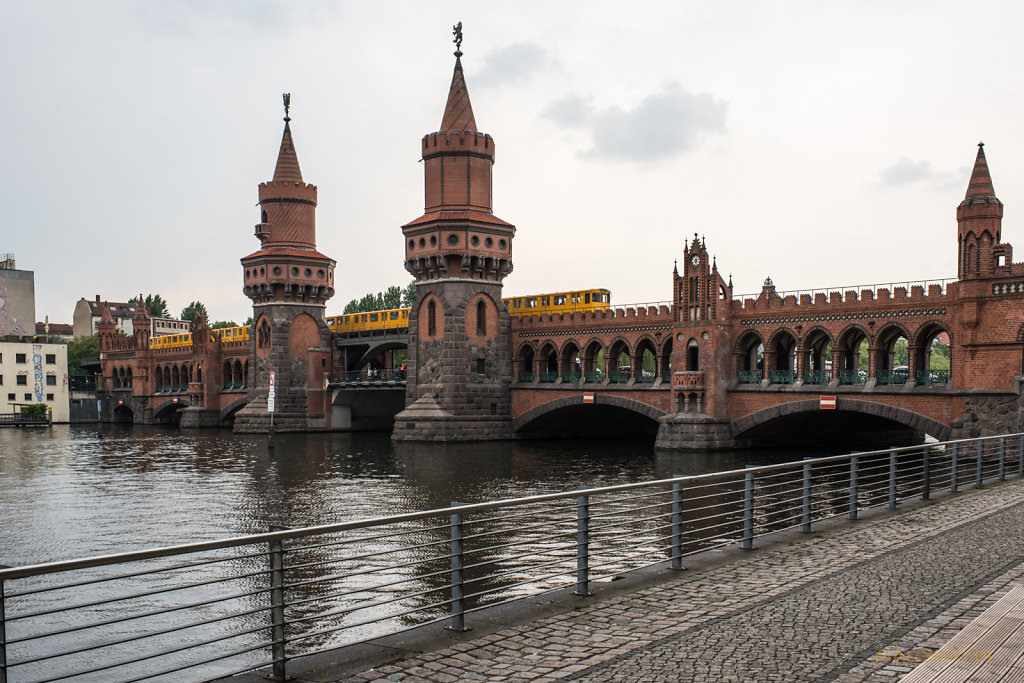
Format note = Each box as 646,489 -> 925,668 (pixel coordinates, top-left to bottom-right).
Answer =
0,341 -> 70,422
72,296 -> 191,339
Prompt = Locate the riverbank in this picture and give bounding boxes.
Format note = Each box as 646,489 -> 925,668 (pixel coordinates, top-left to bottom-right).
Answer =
245,473 -> 1024,682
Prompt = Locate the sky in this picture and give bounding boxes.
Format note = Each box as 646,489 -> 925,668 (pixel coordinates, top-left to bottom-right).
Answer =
4,1 -> 1024,325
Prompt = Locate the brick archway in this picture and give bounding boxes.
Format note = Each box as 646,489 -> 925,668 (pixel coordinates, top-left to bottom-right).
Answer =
730,398 -> 951,441
513,394 -> 668,433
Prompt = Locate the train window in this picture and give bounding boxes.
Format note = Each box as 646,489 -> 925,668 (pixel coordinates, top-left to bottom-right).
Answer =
526,298 -> 537,308
370,314 -> 379,322
542,297 -> 550,306
390,311 -> 399,320
572,294 -> 580,303
554,295 -> 566,305
585,293 -> 591,304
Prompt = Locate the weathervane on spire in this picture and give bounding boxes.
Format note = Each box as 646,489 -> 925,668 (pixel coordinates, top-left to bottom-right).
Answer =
453,21 -> 463,56
283,93 -> 291,122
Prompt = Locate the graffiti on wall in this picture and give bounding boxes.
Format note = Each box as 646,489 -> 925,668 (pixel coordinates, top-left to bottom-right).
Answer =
0,276 -> 29,336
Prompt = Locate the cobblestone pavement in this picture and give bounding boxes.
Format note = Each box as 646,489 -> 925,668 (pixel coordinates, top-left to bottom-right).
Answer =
307,478 -> 1024,682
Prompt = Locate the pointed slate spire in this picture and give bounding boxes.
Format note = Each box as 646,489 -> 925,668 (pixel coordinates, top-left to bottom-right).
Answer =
964,142 -> 997,201
440,54 -> 477,132
273,94 -> 303,183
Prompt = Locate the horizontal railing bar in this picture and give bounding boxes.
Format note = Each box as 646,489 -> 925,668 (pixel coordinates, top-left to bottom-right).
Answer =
282,535 -> 455,573
463,539 -> 579,567
283,577 -> 450,612
11,434 -> 1014,580
284,562 -> 453,595
285,585 -> 451,628
286,523 -> 453,554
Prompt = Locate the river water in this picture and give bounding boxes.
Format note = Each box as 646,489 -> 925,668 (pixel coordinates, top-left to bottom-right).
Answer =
0,425 -> 843,681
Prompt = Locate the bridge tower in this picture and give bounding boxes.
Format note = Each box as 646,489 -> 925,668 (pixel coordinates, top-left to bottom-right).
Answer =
958,143 -> 1009,280
392,39 -> 516,441
233,97 -> 336,433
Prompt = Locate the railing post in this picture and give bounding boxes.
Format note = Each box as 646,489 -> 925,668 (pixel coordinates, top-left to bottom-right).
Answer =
801,458 -> 812,533
742,467 -> 755,550
575,495 -> 594,595
670,476 -> 684,570
888,449 -> 898,510
849,456 -> 858,521
267,527 -> 288,682
951,444 -> 959,493
1018,435 -> 1024,477
999,437 -> 1006,482
976,441 -> 984,487
447,503 -> 470,632
922,445 -> 931,501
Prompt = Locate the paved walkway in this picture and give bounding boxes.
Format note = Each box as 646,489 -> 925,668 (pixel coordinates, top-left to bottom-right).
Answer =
276,476 -> 1024,682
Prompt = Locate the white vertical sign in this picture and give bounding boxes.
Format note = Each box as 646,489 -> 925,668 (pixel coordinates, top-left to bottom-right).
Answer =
267,371 -> 276,412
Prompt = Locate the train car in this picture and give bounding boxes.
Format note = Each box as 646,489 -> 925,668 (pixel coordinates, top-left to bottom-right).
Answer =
328,308 -> 411,336
502,288 -> 611,317
212,326 -> 250,343
149,333 -> 193,350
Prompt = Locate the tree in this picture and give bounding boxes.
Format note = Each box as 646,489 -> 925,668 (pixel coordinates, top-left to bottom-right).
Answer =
180,301 -> 209,324
67,335 -> 100,375
129,293 -> 169,318
210,320 -> 238,329
401,281 -> 417,307
244,316 -> 254,327
382,285 -> 402,309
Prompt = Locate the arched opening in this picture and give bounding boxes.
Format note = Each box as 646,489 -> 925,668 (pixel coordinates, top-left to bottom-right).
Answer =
583,340 -> 604,382
735,331 -> 764,384
913,324 -> 951,385
560,341 -> 581,383
514,395 -> 663,440
427,300 -> 437,337
607,340 -> 631,383
634,338 -> 658,383
112,403 -> 133,424
686,338 -> 699,371
171,365 -> 181,391
800,328 -> 832,385
538,342 -> 558,383
223,361 -> 232,389
155,366 -> 164,392
476,299 -> 486,336
836,326 -> 869,385
875,325 -> 910,385
516,345 -> 535,382
686,392 -> 699,413
767,330 -> 796,384
659,338 -> 672,383
258,319 -> 271,348
126,367 -> 133,388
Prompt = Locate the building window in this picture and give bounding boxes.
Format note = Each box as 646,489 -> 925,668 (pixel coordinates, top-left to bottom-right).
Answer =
7,393 -> 13,401
0,376 -> 3,385
24,393 -> 31,401
16,353 -> 26,364
476,358 -> 485,374
46,354 -> 56,364
46,375 -> 57,386
46,393 -> 54,401
427,300 -> 436,337
17,375 -> 27,386
476,300 -> 486,336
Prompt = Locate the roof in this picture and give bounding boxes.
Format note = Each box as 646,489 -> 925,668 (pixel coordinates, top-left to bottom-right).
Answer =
86,300 -> 144,318
35,322 -> 73,335
440,55 -> 477,132
402,210 -> 514,229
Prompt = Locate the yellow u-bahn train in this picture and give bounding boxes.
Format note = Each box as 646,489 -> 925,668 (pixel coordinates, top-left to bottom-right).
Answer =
148,325 -> 250,350
326,288 -> 611,336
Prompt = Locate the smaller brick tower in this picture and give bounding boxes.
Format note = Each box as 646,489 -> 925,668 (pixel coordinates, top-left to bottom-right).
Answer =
392,31 -> 516,441
233,96 -> 336,433
958,143 -> 1009,280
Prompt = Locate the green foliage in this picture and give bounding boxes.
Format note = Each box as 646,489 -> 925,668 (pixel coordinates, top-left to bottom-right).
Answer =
343,282 -> 418,314
129,293 -> 169,318
401,281 -> 417,307
20,403 -> 48,418
893,338 -> 909,366
929,340 -> 950,371
180,301 -> 209,324
210,320 -> 238,329
67,335 -> 99,375
244,316 -> 254,327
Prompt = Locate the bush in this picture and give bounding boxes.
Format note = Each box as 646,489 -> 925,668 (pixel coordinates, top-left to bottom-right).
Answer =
20,403 -> 49,418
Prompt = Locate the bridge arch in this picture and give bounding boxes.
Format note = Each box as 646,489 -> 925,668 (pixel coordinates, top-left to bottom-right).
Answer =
153,398 -> 190,424
765,327 -> 797,377
220,396 -> 248,423
513,394 -> 667,437
734,330 -> 765,379
731,398 -> 951,444
873,322 -> 911,379
559,339 -> 582,379
798,326 -> 833,383
537,340 -> 558,379
607,337 -> 631,377
582,338 -> 604,379
912,320 -> 953,384
633,335 -> 660,381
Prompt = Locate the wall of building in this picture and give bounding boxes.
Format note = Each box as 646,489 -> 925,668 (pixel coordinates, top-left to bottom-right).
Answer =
0,267 -> 36,336
0,341 -> 70,422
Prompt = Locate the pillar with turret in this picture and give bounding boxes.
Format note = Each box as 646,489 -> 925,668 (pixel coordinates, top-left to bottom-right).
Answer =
392,32 -> 516,441
233,96 -> 337,433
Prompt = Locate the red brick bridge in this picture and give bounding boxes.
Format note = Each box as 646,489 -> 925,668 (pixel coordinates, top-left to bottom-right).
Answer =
96,45 -> 1024,449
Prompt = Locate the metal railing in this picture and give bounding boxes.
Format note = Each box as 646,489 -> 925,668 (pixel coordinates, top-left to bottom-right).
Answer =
1,433 -> 1021,682
330,369 -> 407,384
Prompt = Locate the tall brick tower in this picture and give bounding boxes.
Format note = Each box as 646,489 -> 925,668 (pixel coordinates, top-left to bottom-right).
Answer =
958,143 -> 1007,280
233,95 -> 336,433
392,32 -> 516,441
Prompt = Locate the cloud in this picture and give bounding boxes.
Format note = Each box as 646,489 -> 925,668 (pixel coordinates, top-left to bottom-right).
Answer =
879,157 -> 962,190
544,83 -> 727,163
475,42 -> 551,87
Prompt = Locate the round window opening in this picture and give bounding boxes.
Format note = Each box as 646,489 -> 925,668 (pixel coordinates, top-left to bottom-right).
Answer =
408,240 -> 415,249
430,235 -> 437,246
419,238 -> 426,248
304,268 -> 312,276
448,234 -> 459,245
272,267 -> 281,276
471,235 -> 479,246
317,269 -> 325,278
485,237 -> 493,247
291,267 -> 299,276
499,239 -> 507,249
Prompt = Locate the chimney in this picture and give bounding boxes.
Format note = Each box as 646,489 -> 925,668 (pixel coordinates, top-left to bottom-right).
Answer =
95,295 -> 100,302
